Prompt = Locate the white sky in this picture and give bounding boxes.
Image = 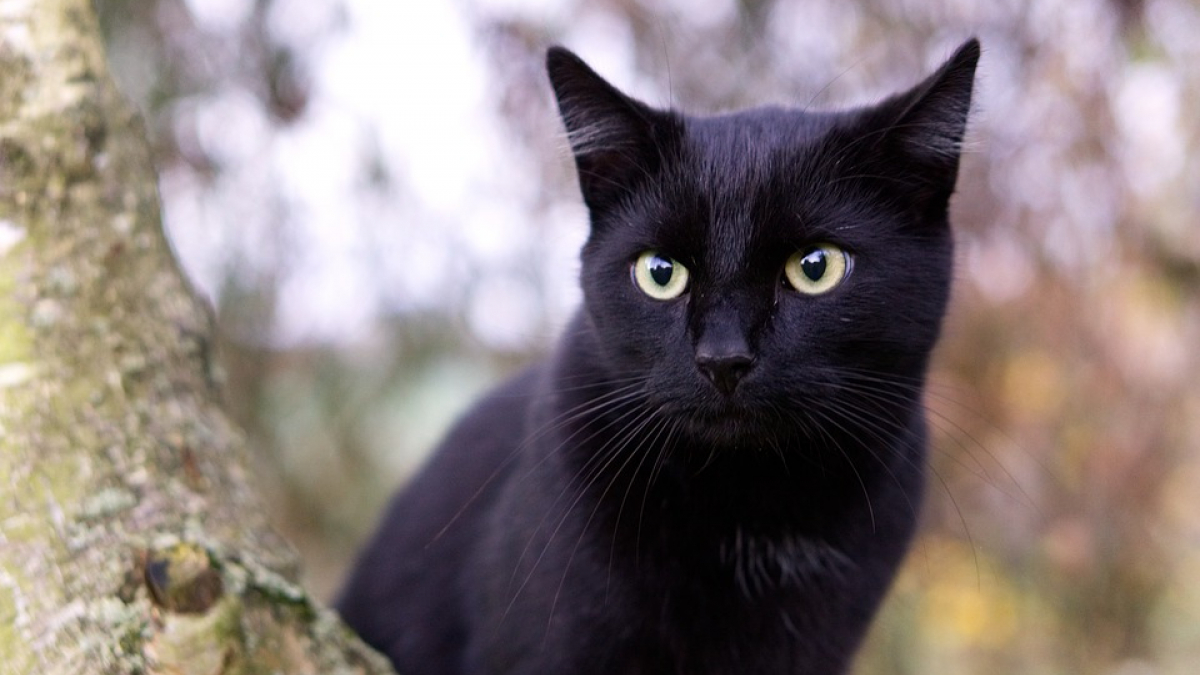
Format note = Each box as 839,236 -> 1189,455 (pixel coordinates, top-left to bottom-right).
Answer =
169,0 -> 593,347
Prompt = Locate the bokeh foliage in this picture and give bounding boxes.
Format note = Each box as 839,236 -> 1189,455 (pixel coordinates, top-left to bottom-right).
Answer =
96,0 -> 1200,672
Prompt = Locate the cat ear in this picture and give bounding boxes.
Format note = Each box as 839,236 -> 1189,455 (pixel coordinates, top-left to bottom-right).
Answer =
860,38 -> 980,212
546,47 -> 680,213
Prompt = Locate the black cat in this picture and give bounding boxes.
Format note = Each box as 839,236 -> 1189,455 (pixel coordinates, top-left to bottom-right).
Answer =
337,39 -> 980,675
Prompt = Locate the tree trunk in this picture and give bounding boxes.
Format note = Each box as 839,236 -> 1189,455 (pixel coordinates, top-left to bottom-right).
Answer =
0,1 -> 396,673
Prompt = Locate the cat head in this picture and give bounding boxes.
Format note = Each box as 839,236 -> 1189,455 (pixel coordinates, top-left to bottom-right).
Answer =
547,41 -> 979,444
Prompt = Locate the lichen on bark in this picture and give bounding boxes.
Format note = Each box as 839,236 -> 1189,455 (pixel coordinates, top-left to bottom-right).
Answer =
0,1 -> 395,673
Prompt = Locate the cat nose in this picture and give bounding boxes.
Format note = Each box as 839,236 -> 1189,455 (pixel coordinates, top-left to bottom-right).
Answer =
694,305 -> 755,395
695,351 -> 754,396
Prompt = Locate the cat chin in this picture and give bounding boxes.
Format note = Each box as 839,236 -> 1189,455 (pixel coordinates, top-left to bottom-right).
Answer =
666,402 -> 780,448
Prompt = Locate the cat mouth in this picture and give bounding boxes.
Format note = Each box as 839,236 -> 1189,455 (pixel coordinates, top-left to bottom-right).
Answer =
669,401 -> 770,443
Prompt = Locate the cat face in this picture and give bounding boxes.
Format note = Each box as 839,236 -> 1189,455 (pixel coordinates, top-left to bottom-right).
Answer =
548,43 -> 978,444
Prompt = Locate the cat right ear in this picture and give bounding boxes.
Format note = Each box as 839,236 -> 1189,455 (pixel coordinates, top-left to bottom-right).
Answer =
546,47 -> 680,213
855,39 -> 980,216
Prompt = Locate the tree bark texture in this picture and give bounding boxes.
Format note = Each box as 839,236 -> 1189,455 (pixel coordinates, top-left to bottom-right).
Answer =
0,1 -> 396,673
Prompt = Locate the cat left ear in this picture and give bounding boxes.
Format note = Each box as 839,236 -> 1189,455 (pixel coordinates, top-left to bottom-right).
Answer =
862,38 -> 980,210
546,47 -> 681,213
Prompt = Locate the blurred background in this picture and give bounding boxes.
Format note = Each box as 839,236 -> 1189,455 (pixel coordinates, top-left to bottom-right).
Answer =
93,0 -> 1199,673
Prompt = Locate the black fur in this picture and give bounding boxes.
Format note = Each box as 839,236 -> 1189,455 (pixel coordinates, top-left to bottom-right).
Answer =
337,40 -> 979,675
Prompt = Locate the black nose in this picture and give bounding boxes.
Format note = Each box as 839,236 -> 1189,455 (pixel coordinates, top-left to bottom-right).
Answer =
695,352 -> 754,396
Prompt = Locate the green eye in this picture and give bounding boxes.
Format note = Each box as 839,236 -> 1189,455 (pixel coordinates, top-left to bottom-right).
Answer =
632,251 -> 689,300
784,244 -> 850,295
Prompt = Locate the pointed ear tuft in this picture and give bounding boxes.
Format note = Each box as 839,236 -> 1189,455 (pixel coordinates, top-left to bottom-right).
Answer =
546,47 -> 679,213
546,47 -> 640,158
854,38 -> 980,215
878,38 -> 980,170
899,39 -> 979,163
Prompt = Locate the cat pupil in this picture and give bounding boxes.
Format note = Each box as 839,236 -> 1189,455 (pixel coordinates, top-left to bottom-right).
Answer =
649,256 -> 674,286
801,250 -> 827,281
